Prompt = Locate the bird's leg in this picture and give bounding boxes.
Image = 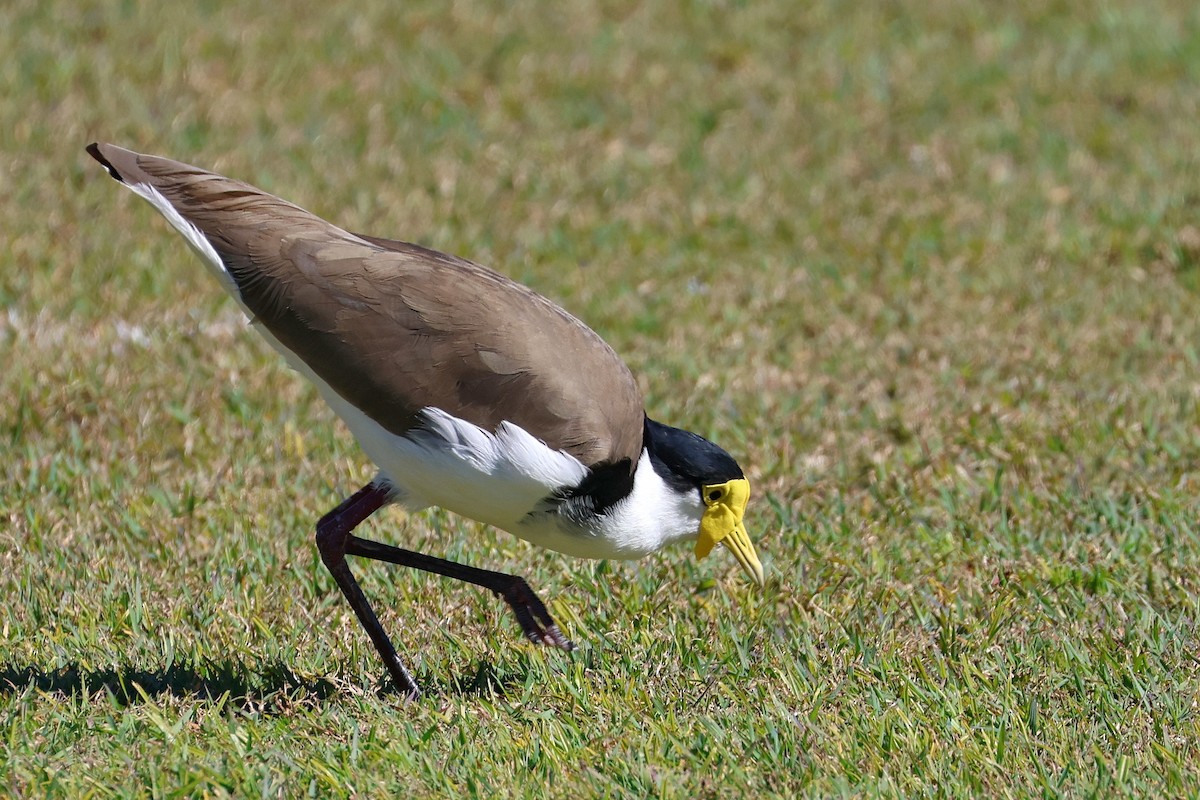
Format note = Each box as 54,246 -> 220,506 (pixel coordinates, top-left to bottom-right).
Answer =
315,481 -> 422,699
346,535 -> 576,651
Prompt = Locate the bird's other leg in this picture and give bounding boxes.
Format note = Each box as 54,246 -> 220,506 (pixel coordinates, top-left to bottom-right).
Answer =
315,481 -> 421,699
346,535 -> 576,651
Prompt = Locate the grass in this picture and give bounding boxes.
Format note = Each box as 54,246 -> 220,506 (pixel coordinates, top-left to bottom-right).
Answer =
3,0 -> 1200,795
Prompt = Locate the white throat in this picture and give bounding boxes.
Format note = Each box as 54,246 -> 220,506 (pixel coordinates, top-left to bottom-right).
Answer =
547,449 -> 703,559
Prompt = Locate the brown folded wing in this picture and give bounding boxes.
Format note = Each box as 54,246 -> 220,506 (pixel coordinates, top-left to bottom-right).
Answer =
90,143 -> 644,469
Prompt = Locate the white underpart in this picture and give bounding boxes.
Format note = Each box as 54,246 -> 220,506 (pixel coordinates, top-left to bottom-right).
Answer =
572,448 -> 704,559
126,180 -> 703,560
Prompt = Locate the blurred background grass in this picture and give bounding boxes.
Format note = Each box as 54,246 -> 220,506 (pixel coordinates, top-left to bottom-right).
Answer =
3,0 -> 1200,796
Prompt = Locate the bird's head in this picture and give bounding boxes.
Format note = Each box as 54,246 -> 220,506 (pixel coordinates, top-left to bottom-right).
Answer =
644,418 -> 765,586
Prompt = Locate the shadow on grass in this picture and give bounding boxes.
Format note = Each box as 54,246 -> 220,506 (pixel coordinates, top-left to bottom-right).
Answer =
0,659 -> 525,707
0,661 -> 337,708
448,659 -> 523,698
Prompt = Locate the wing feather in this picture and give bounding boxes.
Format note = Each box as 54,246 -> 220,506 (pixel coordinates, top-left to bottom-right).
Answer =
90,143 -> 644,468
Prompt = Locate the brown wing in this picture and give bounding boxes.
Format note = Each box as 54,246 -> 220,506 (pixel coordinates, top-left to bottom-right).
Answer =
89,143 -> 645,468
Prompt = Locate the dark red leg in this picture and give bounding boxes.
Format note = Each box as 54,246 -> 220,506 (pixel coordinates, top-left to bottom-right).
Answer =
347,535 -> 575,651
316,481 -> 575,698
315,482 -> 421,699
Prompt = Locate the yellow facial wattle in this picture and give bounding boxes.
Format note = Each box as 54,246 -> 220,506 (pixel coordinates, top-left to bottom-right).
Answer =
694,477 -> 764,586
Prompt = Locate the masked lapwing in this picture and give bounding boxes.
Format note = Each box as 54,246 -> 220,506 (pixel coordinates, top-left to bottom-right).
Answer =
86,142 -> 763,698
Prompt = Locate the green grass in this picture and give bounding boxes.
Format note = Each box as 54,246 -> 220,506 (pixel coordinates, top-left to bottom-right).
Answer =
4,0 -> 1200,795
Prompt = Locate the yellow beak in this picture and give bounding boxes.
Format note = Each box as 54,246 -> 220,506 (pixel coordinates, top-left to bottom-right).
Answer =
694,478 -> 765,586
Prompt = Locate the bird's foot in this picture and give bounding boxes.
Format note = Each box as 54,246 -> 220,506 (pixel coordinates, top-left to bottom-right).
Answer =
500,578 -> 576,651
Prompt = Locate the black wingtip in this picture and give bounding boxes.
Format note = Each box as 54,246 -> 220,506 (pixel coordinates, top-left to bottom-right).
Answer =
86,142 -> 124,182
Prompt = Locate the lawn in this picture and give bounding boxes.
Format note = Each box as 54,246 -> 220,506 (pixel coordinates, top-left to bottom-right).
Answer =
3,0 -> 1200,796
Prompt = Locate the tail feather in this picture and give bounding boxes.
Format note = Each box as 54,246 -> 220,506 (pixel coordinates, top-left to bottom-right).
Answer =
86,142 -> 165,186
86,143 -> 126,182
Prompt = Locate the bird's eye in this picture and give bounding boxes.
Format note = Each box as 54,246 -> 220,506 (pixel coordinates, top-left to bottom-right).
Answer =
707,489 -> 723,503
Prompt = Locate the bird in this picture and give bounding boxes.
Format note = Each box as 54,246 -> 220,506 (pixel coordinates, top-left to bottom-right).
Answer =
86,142 -> 763,699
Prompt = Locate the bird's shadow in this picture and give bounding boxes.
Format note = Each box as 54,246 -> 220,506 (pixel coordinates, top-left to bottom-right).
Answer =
0,658 -> 524,708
